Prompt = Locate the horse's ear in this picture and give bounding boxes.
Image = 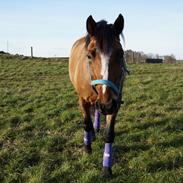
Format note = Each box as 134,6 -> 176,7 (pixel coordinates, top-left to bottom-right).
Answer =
114,14 -> 124,35
86,15 -> 96,36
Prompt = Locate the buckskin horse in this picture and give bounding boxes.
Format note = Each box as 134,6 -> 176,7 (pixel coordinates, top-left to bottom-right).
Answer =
69,14 -> 128,177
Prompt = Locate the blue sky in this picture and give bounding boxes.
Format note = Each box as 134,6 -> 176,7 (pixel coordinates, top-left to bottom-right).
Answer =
0,0 -> 183,59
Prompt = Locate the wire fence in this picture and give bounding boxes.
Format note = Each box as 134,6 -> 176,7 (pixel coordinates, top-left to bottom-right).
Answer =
0,41 -> 70,57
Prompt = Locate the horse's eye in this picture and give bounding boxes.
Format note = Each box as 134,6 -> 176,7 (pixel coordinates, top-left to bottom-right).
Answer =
87,49 -> 96,61
87,54 -> 92,60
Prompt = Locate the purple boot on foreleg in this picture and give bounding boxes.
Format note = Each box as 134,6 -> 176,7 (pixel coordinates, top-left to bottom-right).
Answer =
102,114 -> 116,178
102,143 -> 113,177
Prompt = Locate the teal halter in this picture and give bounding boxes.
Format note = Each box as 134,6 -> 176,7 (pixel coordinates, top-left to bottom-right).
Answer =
88,56 -> 129,97
91,79 -> 119,95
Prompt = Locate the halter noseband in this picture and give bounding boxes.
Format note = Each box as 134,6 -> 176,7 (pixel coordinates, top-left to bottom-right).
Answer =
88,55 -> 129,99
91,79 -> 119,95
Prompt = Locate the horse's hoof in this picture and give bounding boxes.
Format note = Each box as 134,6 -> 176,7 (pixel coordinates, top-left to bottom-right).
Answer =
102,167 -> 112,178
84,144 -> 92,154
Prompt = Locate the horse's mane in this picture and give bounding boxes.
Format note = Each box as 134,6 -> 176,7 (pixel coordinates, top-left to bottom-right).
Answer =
85,20 -> 116,54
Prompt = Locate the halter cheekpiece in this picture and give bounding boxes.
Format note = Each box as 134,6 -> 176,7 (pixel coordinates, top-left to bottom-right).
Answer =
88,55 -> 129,104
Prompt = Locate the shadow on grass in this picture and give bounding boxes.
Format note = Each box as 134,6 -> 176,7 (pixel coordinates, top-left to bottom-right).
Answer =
114,143 -> 151,155
146,156 -> 183,173
114,114 -> 183,174
162,115 -> 183,133
115,128 -> 129,136
157,136 -> 183,149
133,118 -> 169,131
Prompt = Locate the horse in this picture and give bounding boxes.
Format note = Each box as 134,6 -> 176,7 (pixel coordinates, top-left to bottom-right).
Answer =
69,14 -> 128,177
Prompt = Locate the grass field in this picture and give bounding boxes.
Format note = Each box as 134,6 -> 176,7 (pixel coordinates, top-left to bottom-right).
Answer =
0,55 -> 183,183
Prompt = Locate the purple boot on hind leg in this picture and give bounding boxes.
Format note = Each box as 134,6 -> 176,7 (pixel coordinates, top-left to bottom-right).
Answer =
84,130 -> 92,154
94,110 -> 100,132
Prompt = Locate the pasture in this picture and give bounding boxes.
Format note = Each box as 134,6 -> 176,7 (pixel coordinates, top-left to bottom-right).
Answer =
0,55 -> 183,183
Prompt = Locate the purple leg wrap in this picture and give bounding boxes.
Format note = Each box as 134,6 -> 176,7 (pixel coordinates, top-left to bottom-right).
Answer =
103,143 -> 112,168
94,110 -> 100,131
84,130 -> 92,145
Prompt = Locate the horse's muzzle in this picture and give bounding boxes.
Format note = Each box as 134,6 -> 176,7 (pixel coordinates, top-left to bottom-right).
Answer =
97,99 -> 118,115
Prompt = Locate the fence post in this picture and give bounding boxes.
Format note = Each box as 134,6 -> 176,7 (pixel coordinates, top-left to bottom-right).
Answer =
7,41 -> 9,53
31,46 -> 33,58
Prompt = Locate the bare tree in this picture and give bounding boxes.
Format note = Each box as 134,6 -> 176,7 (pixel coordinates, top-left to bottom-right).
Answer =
164,54 -> 176,64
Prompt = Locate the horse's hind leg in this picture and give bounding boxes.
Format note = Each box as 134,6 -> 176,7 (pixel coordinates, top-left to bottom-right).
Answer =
94,109 -> 100,132
79,97 -> 94,154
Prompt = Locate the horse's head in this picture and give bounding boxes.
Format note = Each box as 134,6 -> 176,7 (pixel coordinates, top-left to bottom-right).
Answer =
85,14 -> 125,115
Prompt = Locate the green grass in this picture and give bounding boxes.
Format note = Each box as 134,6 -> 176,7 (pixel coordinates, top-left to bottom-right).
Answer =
0,56 -> 183,183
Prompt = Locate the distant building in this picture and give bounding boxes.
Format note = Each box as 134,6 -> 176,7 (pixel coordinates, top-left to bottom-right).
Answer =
145,58 -> 163,64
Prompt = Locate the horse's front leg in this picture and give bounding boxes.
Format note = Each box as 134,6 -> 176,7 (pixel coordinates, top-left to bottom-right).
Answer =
102,113 -> 116,177
79,97 -> 94,154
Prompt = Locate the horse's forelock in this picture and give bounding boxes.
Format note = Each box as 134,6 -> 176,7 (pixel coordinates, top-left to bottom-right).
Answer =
85,20 -> 116,54
95,21 -> 115,54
